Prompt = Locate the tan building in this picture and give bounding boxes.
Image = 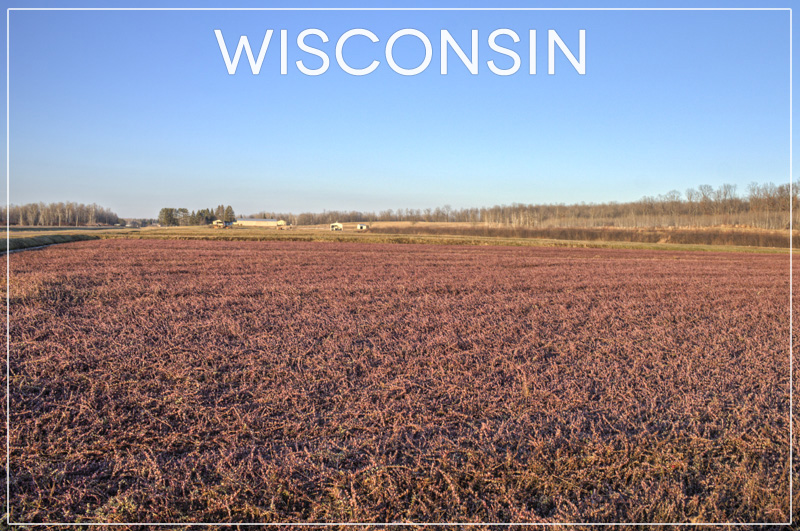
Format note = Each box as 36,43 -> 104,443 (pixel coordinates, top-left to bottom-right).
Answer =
234,218 -> 287,228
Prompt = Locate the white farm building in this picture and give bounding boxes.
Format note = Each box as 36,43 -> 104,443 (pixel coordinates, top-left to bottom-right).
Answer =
234,218 -> 287,228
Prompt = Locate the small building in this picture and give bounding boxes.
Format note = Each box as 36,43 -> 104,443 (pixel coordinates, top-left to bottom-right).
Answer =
330,222 -> 343,231
356,224 -> 369,230
234,218 -> 286,228
212,219 -> 233,228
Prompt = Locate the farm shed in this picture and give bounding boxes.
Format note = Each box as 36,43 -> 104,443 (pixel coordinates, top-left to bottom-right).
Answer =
330,223 -> 343,231
234,218 -> 286,228
356,224 -> 369,230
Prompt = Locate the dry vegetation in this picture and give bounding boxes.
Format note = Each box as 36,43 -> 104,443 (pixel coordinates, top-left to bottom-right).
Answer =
367,223 -> 799,249
4,222 -> 797,254
5,239 -> 793,524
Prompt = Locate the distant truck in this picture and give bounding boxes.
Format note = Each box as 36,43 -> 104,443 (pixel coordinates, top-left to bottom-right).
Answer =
330,223 -> 343,231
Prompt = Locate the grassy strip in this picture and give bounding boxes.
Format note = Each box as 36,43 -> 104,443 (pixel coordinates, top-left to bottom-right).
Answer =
5,233 -> 100,252
3,225 -> 792,254
369,225 -> 798,248
98,228 -> 791,254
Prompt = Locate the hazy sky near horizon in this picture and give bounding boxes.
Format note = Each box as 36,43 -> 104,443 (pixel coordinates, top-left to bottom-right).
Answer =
5,2 -> 794,218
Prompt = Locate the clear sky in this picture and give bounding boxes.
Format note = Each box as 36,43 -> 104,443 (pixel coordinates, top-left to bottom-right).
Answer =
2,1 -> 795,218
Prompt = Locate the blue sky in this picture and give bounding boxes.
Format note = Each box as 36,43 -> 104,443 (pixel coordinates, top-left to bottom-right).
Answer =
2,1 -> 795,218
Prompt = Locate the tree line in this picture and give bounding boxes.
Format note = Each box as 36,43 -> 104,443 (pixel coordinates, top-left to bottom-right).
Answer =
252,181 -> 799,230
6,181 -> 797,230
3,202 -> 119,226
157,205 -> 235,226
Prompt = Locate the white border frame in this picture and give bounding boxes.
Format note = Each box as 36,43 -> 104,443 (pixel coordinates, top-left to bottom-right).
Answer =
3,6 -> 794,527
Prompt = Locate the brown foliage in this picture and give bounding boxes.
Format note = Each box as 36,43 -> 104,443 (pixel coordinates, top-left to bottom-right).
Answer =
369,225 -> 798,249
7,240 -> 792,524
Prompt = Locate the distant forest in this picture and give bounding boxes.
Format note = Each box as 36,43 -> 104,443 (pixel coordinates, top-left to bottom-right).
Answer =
4,182 -> 798,230
157,205 -> 235,226
3,202 -> 119,226
254,182 -> 799,230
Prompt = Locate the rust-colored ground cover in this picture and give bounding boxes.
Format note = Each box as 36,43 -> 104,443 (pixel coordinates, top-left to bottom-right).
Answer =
7,240 -> 792,523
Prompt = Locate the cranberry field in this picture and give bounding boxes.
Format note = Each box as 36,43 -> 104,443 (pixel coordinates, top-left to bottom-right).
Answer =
6,239 -> 793,523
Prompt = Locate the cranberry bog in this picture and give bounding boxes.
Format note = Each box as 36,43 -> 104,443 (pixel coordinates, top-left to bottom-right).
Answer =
5,239 -> 793,524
